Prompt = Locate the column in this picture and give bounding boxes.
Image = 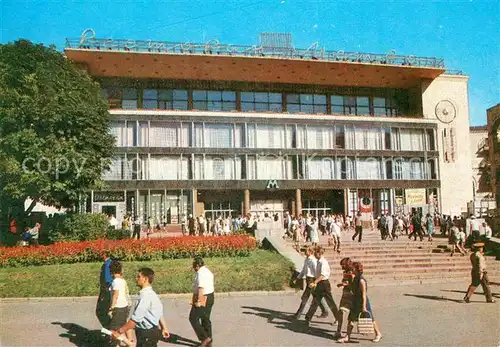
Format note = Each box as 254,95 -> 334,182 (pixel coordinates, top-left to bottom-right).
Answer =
192,188 -> 198,216
243,189 -> 250,216
295,188 -> 302,217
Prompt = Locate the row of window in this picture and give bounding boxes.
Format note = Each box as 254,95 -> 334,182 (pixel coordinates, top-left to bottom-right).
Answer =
103,154 -> 437,181
110,121 -> 436,151
102,87 -> 401,117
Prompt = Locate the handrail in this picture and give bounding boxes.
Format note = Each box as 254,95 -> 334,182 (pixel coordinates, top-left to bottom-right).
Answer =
65,35 -> 446,69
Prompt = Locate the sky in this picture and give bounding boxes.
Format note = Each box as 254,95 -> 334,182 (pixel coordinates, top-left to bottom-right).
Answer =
1,0 -> 498,125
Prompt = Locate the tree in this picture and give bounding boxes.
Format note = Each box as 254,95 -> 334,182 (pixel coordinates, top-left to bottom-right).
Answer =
0,40 -> 115,236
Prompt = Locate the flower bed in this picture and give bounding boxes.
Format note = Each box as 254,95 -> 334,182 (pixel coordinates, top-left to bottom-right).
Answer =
0,235 -> 257,267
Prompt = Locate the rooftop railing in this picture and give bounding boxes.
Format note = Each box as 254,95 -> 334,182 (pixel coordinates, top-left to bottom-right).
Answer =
66,31 -> 445,69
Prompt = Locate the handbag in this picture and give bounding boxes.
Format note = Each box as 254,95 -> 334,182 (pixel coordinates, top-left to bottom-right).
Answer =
357,311 -> 374,335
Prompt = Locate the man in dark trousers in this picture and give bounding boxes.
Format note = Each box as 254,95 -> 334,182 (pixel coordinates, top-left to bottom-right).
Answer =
463,242 -> 495,303
112,267 -> 170,347
96,252 -> 113,328
352,211 -> 363,242
304,246 -> 340,337
190,257 -> 215,347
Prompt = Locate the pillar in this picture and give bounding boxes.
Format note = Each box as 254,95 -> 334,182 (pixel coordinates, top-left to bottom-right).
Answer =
243,189 -> 250,215
192,189 -> 198,216
295,189 -> 302,217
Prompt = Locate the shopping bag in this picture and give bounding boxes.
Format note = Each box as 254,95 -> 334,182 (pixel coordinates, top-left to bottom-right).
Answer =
357,311 -> 374,335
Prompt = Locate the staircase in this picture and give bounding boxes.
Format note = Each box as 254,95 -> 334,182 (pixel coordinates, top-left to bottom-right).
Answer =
286,229 -> 500,286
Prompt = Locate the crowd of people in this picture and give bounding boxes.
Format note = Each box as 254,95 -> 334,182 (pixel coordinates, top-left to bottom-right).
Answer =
97,254 -> 215,347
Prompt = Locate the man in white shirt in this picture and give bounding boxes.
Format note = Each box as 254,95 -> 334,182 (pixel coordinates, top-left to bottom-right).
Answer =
304,246 -> 340,332
190,257 -> 215,347
292,247 -> 327,319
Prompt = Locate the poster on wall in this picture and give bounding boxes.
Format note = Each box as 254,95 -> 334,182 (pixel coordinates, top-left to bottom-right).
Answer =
442,127 -> 457,163
358,189 -> 372,221
405,189 -> 426,206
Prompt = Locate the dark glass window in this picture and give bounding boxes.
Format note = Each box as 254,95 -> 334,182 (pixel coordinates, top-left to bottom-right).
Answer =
374,97 -> 398,117
331,95 -> 369,115
287,93 -> 326,114
385,159 -> 393,179
122,88 -> 138,109
193,90 -> 236,111
426,129 -> 436,150
241,92 -> 282,112
143,89 -> 188,110
428,159 -> 437,179
335,125 -> 345,149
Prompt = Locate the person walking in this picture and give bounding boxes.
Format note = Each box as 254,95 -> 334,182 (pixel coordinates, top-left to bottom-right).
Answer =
449,222 -> 466,257
111,267 -> 170,347
96,252 -> 113,329
28,222 -> 41,246
190,257 -> 215,347
108,260 -> 134,347
462,242 -> 495,303
426,213 -> 434,241
132,216 -> 142,240
335,258 -> 355,340
292,247 -> 328,319
304,246 -> 340,328
352,211 -> 363,242
337,262 -> 383,343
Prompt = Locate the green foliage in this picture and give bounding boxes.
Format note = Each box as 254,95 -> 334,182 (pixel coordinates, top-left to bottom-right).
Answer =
106,228 -> 131,240
56,213 -> 109,241
0,40 -> 114,212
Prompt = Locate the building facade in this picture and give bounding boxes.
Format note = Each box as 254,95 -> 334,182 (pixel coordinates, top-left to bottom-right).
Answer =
469,126 -> 496,216
65,32 -> 473,223
487,104 -> 500,214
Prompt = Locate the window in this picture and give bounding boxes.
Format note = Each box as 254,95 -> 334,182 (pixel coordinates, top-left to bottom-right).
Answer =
102,157 -> 122,180
143,89 -> 188,110
101,87 -> 122,109
204,124 -> 233,148
149,122 -> 179,147
373,97 -> 398,117
148,156 -> 182,180
109,121 -> 125,147
122,88 -> 138,109
357,158 -> 381,179
256,155 -> 292,179
385,159 -> 393,179
204,156 -> 241,180
193,90 -> 236,111
255,124 -> 289,148
426,129 -> 436,150
241,92 -> 282,112
355,127 -> 381,150
331,96 -> 370,115
307,157 -> 335,179
287,94 -> 326,114
428,159 -> 437,179
306,125 -> 334,149
394,159 -> 403,179
335,125 -> 345,149
339,157 -> 355,179
382,128 -> 392,150
400,129 -> 423,151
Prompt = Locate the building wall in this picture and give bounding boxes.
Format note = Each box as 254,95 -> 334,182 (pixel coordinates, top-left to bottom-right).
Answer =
422,75 -> 473,216
469,127 -> 496,215
487,104 -> 500,213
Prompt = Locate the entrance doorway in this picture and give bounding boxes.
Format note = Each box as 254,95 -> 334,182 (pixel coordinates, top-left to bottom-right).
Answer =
101,205 -> 116,217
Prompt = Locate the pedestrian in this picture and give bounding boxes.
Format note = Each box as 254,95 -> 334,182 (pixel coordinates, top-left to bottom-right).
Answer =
28,222 -> 41,246
292,246 -> 328,319
462,243 -> 495,303
132,216 -> 141,240
111,267 -> 170,347
335,257 -> 355,339
352,211 -> 363,242
190,257 -> 215,347
96,252 -> 114,328
337,262 -> 382,343
304,246 -> 340,327
309,218 -> 319,246
108,260 -> 134,347
426,213 -> 434,241
331,218 -> 342,253
188,214 -> 196,236
449,222 -> 466,257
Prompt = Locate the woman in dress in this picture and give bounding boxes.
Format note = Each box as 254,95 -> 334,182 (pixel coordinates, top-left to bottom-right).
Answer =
309,218 -> 319,246
337,262 -> 382,343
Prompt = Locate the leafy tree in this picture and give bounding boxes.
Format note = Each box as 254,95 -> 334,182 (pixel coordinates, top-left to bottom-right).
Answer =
0,40 -> 114,237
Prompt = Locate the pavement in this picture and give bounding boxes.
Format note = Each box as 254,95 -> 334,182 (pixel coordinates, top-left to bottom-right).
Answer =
1,281 -> 499,347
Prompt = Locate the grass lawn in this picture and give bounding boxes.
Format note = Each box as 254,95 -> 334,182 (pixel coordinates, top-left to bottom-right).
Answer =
0,250 -> 294,297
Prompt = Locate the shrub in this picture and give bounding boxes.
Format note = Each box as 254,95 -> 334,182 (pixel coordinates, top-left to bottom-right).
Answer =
106,228 -> 130,240
55,213 -> 109,241
0,235 -> 258,267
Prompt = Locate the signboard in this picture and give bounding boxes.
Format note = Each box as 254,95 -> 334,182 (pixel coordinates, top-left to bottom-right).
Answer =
266,180 -> 280,189
93,191 -> 125,203
405,189 -> 426,206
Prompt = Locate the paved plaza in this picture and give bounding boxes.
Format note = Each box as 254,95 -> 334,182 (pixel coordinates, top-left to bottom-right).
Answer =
1,281 -> 498,347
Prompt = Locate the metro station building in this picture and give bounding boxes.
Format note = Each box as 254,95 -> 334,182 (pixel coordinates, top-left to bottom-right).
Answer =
65,32 -> 473,223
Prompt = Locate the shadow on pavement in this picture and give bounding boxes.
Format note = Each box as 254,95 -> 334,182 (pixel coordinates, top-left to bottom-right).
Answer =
164,333 -> 200,346
241,306 -> 339,341
51,322 -> 108,346
441,289 -> 500,298
403,294 -> 463,303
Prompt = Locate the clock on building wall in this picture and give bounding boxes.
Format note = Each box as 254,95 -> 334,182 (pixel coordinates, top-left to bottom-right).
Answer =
435,100 -> 457,124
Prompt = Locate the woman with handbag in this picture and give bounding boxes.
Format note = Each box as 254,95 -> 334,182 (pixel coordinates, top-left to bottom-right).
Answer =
337,262 -> 382,343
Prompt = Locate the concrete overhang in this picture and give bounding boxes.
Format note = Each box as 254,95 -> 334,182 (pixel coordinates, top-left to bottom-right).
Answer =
65,49 -> 445,89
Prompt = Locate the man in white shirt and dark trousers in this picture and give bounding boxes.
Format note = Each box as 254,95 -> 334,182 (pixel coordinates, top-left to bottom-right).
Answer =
112,267 -> 170,347
190,257 -> 215,347
304,246 -> 341,337
292,246 -> 328,319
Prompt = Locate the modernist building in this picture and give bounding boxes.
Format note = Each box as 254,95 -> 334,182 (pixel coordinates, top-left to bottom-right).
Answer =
469,126 -> 496,216
65,32 -> 473,223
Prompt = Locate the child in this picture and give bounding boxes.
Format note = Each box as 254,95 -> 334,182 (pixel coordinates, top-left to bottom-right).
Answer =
108,260 -> 134,347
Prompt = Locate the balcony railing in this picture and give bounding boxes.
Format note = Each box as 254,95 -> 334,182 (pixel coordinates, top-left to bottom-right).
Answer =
66,31 -> 445,69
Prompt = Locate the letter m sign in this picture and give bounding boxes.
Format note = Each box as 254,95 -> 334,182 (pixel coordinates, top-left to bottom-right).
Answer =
266,180 -> 279,189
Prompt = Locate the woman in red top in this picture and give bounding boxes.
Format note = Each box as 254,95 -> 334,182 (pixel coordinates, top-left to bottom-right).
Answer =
335,257 -> 354,339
